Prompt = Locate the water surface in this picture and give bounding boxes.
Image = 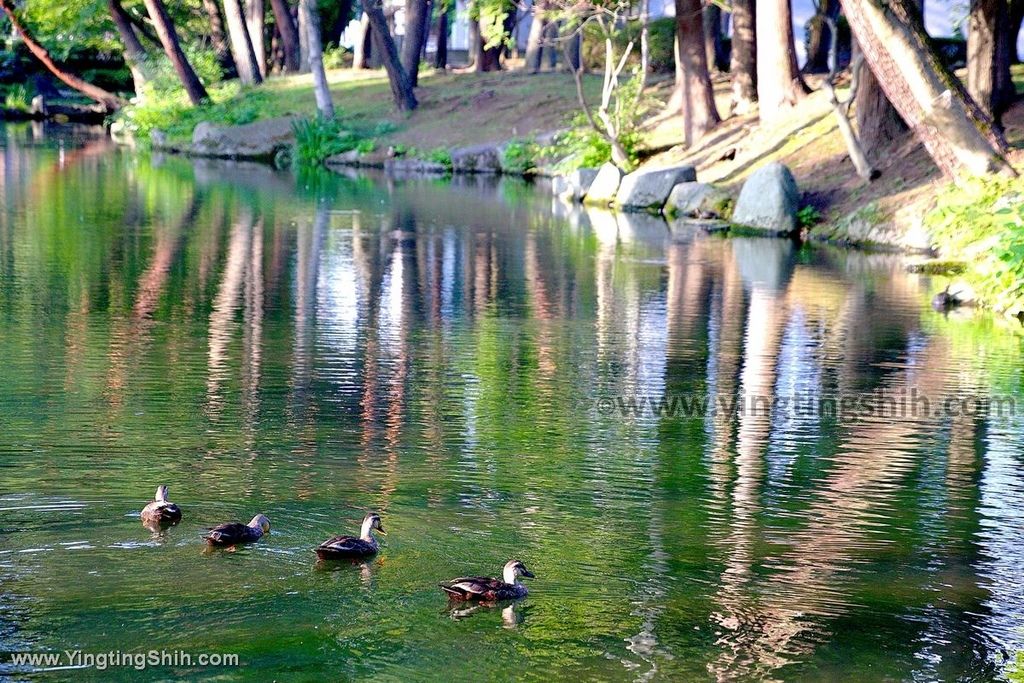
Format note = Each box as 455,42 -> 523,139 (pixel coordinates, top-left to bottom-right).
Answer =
2,123 -> 1024,681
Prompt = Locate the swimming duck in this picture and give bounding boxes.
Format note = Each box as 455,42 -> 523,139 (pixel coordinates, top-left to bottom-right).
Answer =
439,560 -> 535,601
315,512 -> 386,560
203,514 -> 270,547
140,485 -> 182,528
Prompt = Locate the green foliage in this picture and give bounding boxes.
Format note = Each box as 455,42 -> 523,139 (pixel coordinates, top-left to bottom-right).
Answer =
322,46 -> 349,70
797,205 -> 822,228
501,139 -> 539,175
3,83 -> 32,112
144,46 -> 223,95
117,82 -> 271,140
925,175 -> 1024,315
581,17 -> 675,73
1009,652 -> 1024,683
426,148 -> 453,170
293,116 -> 366,166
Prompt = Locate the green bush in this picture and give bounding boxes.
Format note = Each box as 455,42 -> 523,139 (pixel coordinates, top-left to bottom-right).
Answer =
925,175 -> 1024,315
3,83 -> 33,112
293,116 -> 366,166
502,139 -> 539,175
797,205 -> 822,228
426,148 -> 453,170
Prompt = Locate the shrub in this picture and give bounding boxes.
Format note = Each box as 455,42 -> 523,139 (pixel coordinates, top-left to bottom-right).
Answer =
3,83 -> 33,112
293,116 -> 365,166
797,205 -> 822,228
426,148 -> 453,170
502,139 -> 539,175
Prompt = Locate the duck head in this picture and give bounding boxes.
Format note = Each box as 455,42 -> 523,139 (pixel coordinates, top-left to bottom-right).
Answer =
360,512 -> 385,539
248,514 -> 271,533
503,559 -> 535,584
155,485 -> 169,502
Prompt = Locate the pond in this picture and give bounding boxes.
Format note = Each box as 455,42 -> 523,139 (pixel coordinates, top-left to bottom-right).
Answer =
2,122 -> 1024,681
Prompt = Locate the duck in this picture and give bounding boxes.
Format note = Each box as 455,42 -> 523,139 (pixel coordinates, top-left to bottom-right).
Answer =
140,485 -> 182,528
439,559 -> 535,601
203,514 -> 270,547
315,512 -> 386,560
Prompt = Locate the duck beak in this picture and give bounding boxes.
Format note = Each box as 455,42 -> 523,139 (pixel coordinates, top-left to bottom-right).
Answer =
377,526 -> 387,536
521,568 -> 535,578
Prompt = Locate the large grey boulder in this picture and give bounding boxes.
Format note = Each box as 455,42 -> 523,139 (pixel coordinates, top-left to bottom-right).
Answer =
731,162 -> 800,235
583,163 -> 625,206
451,144 -> 502,173
666,182 -> 732,219
616,165 -> 697,211
554,168 -> 599,202
191,116 -> 297,159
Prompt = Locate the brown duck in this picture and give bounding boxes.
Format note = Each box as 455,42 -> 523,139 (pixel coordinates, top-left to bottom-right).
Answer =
439,560 -> 535,601
140,485 -> 182,528
203,514 -> 270,547
315,512 -> 386,560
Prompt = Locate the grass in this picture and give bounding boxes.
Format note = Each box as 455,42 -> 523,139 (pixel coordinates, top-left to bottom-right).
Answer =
119,67 -> 604,152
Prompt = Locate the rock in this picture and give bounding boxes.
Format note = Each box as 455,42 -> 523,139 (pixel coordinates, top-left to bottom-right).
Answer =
666,182 -> 732,219
191,116 -> 297,160
669,217 -> 729,241
325,149 -> 363,166
384,157 -> 448,174
553,168 -> 599,202
731,162 -> 800,235
30,95 -> 47,116
616,165 -> 697,211
583,163 -> 625,206
450,144 -> 502,173
149,128 -> 168,148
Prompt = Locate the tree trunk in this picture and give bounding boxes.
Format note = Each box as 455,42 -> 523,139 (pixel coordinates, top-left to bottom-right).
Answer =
967,0 -> 1013,124
143,0 -> 210,104
757,0 -> 808,122
855,55 -> 910,163
270,0 -> 301,72
729,0 -> 757,114
224,0 -> 264,84
299,0 -> 334,117
703,3 -> 724,73
353,13 -> 372,68
804,0 -> 839,73
562,23 -> 581,72
365,0 -> 418,110
524,0 -> 548,73
0,0 -> 125,110
467,16 -> 480,68
433,9 -> 448,69
202,0 -> 238,78
674,0 -> 720,145
400,0 -> 429,86
327,0 -> 354,45
839,0 -> 1014,179
108,0 -> 149,94
639,0 -> 650,84
246,0 -> 267,77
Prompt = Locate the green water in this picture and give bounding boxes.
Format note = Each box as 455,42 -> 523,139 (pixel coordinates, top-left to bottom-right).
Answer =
2,123 -> 1024,681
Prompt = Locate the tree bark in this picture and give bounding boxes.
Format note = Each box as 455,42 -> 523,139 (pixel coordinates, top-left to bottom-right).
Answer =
467,15 -> 480,68
674,0 -> 720,145
757,0 -> 808,122
524,0 -> 548,73
353,13 -> 372,68
108,0 -> 150,94
270,0 -> 301,72
299,0 -> 334,117
855,56 -> 910,163
729,0 -> 757,114
804,0 -> 839,73
400,0 -> 429,86
202,0 -> 238,78
840,0 -> 1014,179
0,0 -> 125,110
433,9 -> 449,69
224,0 -> 264,84
143,0 -> 210,104
365,0 -> 418,110
639,0 -> 650,84
967,0 -> 1013,124
703,2 -> 724,73
246,0 -> 267,77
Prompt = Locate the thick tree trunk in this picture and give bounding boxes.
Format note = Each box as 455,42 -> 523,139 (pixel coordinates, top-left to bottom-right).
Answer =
353,13 -> 372,68
855,58 -> 910,163
804,0 -> 839,73
674,0 -> 720,145
224,0 -> 264,84
729,0 -> 757,114
473,19 -> 502,71
246,0 -> 267,77
840,0 -> 1014,179
967,0 -> 1013,124
108,0 -> 149,94
202,0 -> 238,78
524,0 -> 548,73
143,0 -> 210,104
299,0 -> 334,117
400,0 -> 429,86
270,0 -> 301,72
365,0 -> 418,110
703,3 -> 724,73
0,0 -> 125,110
757,0 -> 808,122
467,16 -> 480,68
433,9 -> 449,69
